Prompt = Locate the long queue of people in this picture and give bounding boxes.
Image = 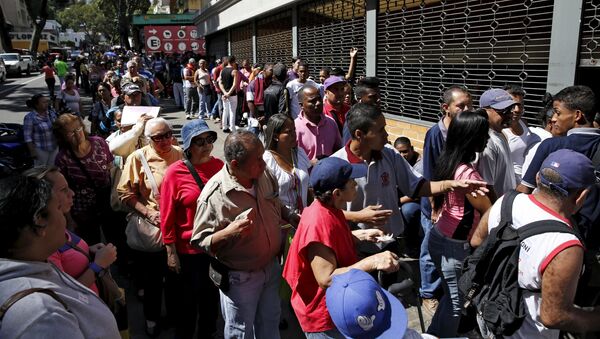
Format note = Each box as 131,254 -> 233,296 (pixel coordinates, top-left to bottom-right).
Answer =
1,47 -> 600,339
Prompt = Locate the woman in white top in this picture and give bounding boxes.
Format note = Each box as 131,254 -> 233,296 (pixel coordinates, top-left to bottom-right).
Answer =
194,59 -> 212,118
56,74 -> 82,116
263,113 -> 311,213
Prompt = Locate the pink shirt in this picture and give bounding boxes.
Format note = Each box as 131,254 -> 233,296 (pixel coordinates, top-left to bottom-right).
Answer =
436,163 -> 483,240
48,230 -> 99,295
295,111 -> 342,160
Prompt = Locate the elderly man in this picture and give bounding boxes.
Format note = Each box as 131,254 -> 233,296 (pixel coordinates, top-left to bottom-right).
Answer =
191,131 -> 298,339
295,85 -> 342,164
121,60 -> 148,93
471,149 -> 600,337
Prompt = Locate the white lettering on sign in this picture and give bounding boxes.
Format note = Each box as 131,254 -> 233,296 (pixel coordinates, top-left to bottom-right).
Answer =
146,36 -> 161,50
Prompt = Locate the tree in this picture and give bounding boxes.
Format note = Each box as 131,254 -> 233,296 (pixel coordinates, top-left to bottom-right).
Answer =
0,3 -> 13,52
97,0 -> 151,50
24,0 -> 49,55
57,1 -> 115,46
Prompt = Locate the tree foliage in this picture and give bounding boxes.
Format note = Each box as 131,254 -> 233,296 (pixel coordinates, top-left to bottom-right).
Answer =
56,0 -> 117,45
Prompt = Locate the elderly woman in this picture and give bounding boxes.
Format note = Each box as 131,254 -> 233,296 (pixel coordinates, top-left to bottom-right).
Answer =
53,114 -> 113,245
0,174 -> 120,338
117,117 -> 183,336
160,119 -> 223,338
23,93 -> 58,166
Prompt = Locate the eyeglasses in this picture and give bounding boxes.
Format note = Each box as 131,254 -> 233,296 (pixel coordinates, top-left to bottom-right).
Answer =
191,134 -> 217,147
150,131 -> 173,142
493,107 -> 513,116
66,127 -> 83,138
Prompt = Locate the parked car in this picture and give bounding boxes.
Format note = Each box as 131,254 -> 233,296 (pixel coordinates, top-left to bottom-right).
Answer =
21,55 -> 37,72
0,53 -> 32,76
0,58 -> 6,83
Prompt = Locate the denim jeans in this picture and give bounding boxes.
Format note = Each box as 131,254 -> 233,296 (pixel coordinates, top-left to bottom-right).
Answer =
198,87 -> 209,116
220,259 -> 282,339
211,93 -> 223,119
426,226 -> 471,337
419,215 -> 442,299
304,329 -> 344,339
173,82 -> 184,108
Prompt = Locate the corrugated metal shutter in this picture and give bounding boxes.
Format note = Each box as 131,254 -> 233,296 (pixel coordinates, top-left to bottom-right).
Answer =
206,30 -> 229,59
256,11 -> 293,65
230,22 -> 254,63
580,0 -> 600,67
298,0 -> 366,80
377,0 -> 554,125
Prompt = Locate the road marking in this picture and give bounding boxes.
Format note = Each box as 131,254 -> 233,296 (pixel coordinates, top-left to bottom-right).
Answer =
0,74 -> 44,95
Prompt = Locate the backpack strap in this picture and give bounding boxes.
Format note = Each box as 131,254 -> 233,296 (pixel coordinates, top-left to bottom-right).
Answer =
183,159 -> 205,190
0,288 -> 71,321
498,190 -> 521,230
517,219 -> 582,243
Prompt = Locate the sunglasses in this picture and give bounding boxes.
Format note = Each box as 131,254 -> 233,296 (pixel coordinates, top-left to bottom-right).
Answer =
191,134 -> 217,147
150,131 -> 173,142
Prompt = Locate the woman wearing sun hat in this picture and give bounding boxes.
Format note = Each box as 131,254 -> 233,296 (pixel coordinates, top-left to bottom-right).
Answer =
160,119 -> 223,339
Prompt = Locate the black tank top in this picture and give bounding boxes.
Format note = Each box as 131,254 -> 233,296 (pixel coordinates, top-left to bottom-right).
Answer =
221,67 -> 234,91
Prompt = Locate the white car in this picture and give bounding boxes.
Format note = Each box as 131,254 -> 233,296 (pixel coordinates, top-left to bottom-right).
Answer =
0,53 -> 31,76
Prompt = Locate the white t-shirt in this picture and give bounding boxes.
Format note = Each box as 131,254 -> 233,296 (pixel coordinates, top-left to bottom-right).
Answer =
521,127 -> 553,180
58,89 -> 81,114
286,79 -> 318,120
476,129 -> 516,197
487,193 -> 582,339
263,148 -> 310,212
502,119 -> 540,182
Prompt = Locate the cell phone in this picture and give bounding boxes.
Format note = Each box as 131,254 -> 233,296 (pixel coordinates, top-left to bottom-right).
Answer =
234,207 -> 253,221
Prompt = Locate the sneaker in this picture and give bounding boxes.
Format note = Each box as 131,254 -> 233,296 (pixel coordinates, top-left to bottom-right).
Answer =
185,114 -> 191,120
421,298 -> 439,316
214,117 -> 221,123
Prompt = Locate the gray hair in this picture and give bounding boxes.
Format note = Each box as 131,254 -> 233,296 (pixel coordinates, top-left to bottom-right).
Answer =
224,130 -> 260,165
126,60 -> 137,69
144,117 -> 171,138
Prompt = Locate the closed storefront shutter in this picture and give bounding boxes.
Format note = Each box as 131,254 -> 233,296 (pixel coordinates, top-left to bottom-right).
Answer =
377,0 -> 554,124
256,11 -> 293,65
206,30 -> 229,60
230,22 -> 254,63
298,0 -> 366,81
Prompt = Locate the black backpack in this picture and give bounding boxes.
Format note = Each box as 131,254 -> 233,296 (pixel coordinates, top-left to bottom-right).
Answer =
458,190 -> 581,336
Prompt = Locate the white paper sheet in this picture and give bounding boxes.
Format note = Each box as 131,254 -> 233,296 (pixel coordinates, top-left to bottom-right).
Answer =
121,106 -> 160,126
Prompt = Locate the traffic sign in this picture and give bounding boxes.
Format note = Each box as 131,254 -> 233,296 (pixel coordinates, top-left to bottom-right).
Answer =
144,26 -> 206,55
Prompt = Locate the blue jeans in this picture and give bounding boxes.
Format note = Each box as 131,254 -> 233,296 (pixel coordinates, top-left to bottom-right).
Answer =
211,93 -> 223,119
304,329 -> 344,339
198,87 -> 209,116
427,226 -> 471,337
220,259 -> 282,339
419,214 -> 441,299
184,87 -> 198,115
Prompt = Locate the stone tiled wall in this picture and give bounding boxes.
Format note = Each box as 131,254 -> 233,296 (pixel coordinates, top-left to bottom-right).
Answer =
384,115 -> 435,152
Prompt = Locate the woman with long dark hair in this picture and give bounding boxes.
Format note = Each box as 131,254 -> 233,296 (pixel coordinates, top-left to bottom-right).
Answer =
427,109 -> 493,337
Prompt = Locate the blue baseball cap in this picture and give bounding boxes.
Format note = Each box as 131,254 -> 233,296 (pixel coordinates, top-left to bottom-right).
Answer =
539,149 -> 596,195
479,88 -> 517,110
326,269 -> 408,339
181,119 -> 217,152
310,157 -> 366,194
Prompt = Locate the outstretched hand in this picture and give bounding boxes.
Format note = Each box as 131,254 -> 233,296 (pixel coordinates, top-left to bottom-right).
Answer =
448,179 -> 489,197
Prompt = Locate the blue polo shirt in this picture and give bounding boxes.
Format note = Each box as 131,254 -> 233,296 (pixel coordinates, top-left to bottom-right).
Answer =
521,128 -> 600,188
420,119 -> 447,219
521,127 -> 600,246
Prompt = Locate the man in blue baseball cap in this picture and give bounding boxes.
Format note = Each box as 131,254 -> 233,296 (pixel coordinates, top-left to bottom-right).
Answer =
471,149 -> 600,338
283,157 -> 402,338
477,88 -> 518,201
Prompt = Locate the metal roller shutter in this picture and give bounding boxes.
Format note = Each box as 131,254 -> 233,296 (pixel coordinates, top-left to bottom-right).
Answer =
206,30 -> 229,60
230,22 -> 254,63
580,0 -> 600,67
377,0 -> 554,125
256,11 -> 293,65
298,0 -> 366,81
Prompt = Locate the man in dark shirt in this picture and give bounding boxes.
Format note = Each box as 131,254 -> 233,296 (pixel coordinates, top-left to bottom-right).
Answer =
263,63 -> 289,123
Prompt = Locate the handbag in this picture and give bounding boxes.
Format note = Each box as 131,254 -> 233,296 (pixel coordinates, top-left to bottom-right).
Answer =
183,159 -> 230,292
125,149 -> 163,252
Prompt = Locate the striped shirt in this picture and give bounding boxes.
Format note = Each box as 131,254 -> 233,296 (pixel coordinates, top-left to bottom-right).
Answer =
23,110 -> 57,151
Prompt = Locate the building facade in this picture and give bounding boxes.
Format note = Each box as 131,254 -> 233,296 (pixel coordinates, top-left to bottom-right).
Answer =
195,0 -> 598,148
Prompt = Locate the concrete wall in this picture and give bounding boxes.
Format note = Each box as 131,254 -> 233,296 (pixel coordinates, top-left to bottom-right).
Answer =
384,116 -> 434,152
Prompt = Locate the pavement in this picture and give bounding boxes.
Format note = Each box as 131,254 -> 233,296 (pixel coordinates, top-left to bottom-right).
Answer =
0,72 -> 433,338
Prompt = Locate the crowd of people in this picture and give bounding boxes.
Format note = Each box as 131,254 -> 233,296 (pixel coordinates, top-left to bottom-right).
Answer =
1,46 -> 600,339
